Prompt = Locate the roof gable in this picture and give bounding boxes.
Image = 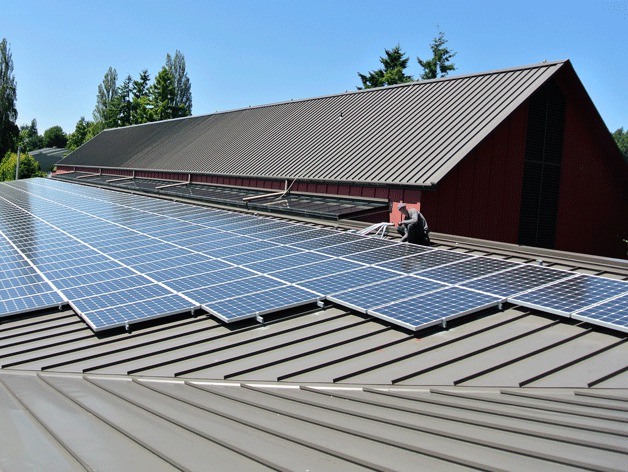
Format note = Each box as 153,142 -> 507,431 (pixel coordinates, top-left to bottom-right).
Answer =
60,61 -> 567,186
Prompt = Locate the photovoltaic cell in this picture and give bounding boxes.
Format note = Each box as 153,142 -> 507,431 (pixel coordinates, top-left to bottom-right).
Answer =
271,258 -> 364,283
165,266 -> 259,292
80,294 -> 197,331
342,243 -> 431,264
314,236 -> 397,257
328,275 -> 446,313
296,266 -> 400,295
287,232 -> 361,250
182,275 -> 286,304
269,228 -> 338,245
572,294 -> 628,333
204,285 -> 321,322
221,245 -> 303,265
509,275 -> 628,316
376,250 -> 474,274
244,251 -> 332,273
369,287 -> 502,331
418,257 -> 521,285
460,264 -> 576,298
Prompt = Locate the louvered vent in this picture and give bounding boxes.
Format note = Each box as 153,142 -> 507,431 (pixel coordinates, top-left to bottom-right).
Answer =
518,80 -> 565,248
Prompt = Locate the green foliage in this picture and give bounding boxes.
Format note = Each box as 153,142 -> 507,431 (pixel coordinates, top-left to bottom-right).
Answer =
417,31 -> 457,80
93,67 -> 119,128
114,75 -> 133,127
91,51 -> 193,131
151,66 -> 184,121
0,38 -> 19,158
166,50 -> 192,116
67,117 -> 92,150
358,45 -> 414,89
132,70 -> 153,124
0,151 -> 44,181
612,127 -> 628,161
19,119 -> 44,151
43,125 -> 67,148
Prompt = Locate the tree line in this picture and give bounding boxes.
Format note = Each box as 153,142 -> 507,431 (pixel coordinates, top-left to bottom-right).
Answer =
0,39 -> 193,181
0,33 -> 626,183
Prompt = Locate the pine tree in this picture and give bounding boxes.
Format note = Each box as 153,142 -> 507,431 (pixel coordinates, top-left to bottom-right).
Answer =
151,67 -> 177,121
116,75 -> 133,127
358,45 -> 414,89
417,31 -> 457,80
0,38 -> 19,158
132,70 -> 153,124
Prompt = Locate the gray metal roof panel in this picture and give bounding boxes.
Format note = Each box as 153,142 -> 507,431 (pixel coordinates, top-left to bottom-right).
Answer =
59,61 -> 566,185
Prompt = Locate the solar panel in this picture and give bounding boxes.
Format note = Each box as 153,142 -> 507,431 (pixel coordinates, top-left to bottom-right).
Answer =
418,257 -> 521,284
3,178 -> 627,336
269,228 -> 337,245
182,275 -> 286,304
313,236 -> 397,257
244,251 -> 332,273
509,275 -> 628,316
572,293 -> 628,333
203,285 -> 321,322
296,266 -> 400,296
368,287 -> 502,331
286,232 -> 361,250
76,294 -> 197,331
202,240 -> 281,259
376,249 -> 474,274
271,258 -> 364,283
0,291 -> 65,317
165,266 -> 259,292
222,245 -> 303,265
460,264 -> 576,298
328,275 -> 446,313
249,223 -> 319,239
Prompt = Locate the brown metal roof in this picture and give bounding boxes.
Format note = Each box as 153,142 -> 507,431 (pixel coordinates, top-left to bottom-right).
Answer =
59,61 -> 566,186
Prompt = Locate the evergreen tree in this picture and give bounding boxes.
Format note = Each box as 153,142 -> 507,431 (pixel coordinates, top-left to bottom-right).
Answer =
19,119 -> 44,151
67,117 -> 92,150
42,126 -> 67,148
93,67 -> 119,128
417,31 -> 457,80
151,66 -> 178,121
0,38 -> 19,158
166,50 -> 192,117
132,70 -> 153,124
116,75 -> 133,127
612,127 -> 628,161
358,45 -> 414,89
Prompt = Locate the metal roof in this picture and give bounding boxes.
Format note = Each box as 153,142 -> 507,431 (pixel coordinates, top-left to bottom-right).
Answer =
58,61 -> 567,186
1,229 -> 627,470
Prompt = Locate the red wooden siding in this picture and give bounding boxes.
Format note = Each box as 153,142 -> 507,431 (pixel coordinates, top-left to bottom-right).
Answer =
421,106 -> 528,244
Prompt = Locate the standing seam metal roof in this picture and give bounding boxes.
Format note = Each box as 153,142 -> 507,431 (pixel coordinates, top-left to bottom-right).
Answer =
59,61 -> 566,185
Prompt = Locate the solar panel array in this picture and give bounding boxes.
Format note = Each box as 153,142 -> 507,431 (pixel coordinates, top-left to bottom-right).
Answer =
1,177 -> 627,334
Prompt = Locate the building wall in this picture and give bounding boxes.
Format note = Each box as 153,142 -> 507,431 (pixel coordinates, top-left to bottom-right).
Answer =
552,71 -> 628,258
420,106 -> 528,244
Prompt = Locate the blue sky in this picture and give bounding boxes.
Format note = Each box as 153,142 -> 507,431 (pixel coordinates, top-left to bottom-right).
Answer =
3,0 -> 627,135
